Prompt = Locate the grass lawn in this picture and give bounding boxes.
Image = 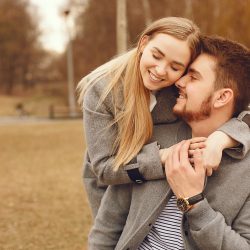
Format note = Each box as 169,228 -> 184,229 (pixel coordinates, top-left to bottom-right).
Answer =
0,119 -> 92,250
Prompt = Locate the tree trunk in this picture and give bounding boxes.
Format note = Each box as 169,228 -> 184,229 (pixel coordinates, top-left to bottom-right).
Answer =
142,0 -> 152,26
116,0 -> 127,53
185,0 -> 193,18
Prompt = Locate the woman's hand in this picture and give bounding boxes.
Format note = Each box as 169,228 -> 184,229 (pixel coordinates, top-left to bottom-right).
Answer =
189,136 -> 221,176
160,138 -> 206,167
160,137 -> 206,164
189,131 -> 237,176
162,132 -> 234,176
159,147 -> 173,164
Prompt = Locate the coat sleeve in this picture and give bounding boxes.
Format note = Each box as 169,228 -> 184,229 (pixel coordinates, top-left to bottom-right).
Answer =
83,79 -> 164,185
218,111 -> 250,159
186,198 -> 250,250
88,184 -> 132,250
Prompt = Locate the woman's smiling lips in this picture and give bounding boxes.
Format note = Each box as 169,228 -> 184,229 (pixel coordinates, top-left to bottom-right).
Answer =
148,71 -> 165,83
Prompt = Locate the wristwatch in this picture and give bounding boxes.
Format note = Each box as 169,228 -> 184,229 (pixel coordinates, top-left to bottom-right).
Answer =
176,193 -> 204,213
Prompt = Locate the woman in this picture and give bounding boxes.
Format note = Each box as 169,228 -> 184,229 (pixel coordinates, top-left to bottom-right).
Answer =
77,17 -> 250,217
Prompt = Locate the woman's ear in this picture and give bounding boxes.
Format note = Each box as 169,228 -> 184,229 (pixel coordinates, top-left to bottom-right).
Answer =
139,35 -> 149,53
213,88 -> 234,108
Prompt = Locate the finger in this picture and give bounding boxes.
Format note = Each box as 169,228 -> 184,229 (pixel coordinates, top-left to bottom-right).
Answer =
180,140 -> 191,167
188,149 -> 195,157
173,141 -> 185,168
189,157 -> 194,164
189,142 -> 206,150
206,168 -> 213,176
193,149 -> 204,174
164,160 -> 169,176
189,148 -> 204,157
190,137 -> 207,144
165,145 -> 174,175
205,165 -> 219,171
213,165 -> 219,171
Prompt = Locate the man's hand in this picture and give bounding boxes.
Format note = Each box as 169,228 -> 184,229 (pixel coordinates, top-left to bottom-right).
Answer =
165,140 -> 206,198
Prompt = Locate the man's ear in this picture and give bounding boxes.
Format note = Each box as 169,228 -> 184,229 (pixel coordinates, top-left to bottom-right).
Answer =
139,35 -> 149,53
213,88 -> 234,108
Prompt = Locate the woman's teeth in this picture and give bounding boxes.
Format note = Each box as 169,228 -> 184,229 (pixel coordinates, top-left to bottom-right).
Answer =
149,72 -> 163,82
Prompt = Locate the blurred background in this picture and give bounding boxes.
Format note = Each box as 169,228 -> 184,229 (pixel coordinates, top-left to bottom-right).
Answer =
1,0 -> 249,249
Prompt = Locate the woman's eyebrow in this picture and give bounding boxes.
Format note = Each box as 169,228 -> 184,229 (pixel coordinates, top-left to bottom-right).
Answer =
172,61 -> 185,68
153,47 -> 165,57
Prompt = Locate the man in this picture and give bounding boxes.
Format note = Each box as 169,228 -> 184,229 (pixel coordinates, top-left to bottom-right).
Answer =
88,36 -> 250,249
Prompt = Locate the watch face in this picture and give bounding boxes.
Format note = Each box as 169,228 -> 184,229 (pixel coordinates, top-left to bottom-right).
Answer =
177,198 -> 190,212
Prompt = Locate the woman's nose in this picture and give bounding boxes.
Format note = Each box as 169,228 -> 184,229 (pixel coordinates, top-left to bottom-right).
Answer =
155,64 -> 167,77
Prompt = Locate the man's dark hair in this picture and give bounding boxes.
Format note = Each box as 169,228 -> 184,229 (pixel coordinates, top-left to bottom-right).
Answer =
201,35 -> 250,116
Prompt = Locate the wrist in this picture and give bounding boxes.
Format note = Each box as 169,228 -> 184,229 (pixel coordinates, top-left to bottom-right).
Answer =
187,200 -> 202,211
176,192 -> 204,213
209,131 -> 235,150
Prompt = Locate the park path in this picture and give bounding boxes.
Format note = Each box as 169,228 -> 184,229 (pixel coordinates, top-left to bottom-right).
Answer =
0,116 -> 51,125
0,116 -> 82,125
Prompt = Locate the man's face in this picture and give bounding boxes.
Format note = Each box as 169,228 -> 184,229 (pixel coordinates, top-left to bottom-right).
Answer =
173,54 -> 217,122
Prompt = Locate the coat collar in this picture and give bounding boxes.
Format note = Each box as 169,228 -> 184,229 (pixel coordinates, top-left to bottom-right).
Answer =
177,122 -> 192,142
134,122 -> 192,224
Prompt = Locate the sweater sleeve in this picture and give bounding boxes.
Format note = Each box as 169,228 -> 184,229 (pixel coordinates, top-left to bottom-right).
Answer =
83,79 -> 165,185
218,111 -> 250,159
186,198 -> 250,250
88,184 -> 132,249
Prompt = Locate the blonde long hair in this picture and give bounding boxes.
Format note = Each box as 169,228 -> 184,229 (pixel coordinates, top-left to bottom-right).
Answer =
77,17 -> 201,170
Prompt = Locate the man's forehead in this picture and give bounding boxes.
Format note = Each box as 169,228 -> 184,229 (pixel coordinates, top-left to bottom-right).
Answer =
189,53 -> 216,75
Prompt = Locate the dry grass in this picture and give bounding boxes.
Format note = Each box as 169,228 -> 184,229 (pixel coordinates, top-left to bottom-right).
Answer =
0,120 -> 92,250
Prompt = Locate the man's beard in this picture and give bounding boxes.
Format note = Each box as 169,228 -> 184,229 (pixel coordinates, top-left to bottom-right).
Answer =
173,95 -> 212,122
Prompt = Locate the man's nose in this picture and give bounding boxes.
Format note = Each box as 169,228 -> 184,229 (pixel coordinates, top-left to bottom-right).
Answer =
175,75 -> 188,88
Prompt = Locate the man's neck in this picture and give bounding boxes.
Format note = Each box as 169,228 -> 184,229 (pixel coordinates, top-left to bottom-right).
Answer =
188,112 -> 231,138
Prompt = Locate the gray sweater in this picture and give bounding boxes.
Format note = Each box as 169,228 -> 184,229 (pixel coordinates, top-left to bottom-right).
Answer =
89,122 -> 250,250
82,77 -> 250,217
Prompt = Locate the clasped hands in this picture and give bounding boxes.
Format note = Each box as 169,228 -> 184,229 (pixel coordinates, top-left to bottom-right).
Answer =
159,131 -> 233,199
163,140 -> 206,199
159,131 -> 231,177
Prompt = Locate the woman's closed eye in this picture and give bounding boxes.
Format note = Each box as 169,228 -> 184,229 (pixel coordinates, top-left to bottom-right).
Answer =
152,54 -> 161,60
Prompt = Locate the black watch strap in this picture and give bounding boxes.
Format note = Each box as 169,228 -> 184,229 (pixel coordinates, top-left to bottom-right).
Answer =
188,192 -> 204,205
126,168 -> 146,184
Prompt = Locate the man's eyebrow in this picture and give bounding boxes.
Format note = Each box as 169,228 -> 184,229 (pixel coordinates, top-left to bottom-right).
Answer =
188,67 -> 202,77
153,47 -> 185,68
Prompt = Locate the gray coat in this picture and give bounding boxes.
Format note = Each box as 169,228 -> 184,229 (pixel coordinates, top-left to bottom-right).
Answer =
82,77 -> 250,217
89,122 -> 250,250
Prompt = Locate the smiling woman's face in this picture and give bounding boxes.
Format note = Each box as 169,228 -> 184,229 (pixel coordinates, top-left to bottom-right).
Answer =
139,33 -> 191,91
